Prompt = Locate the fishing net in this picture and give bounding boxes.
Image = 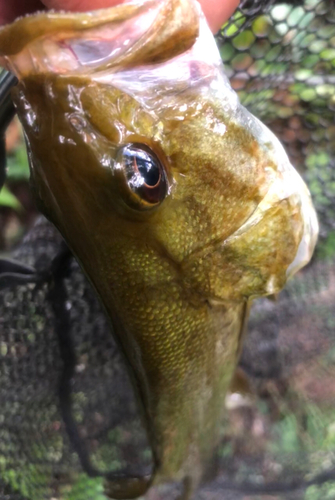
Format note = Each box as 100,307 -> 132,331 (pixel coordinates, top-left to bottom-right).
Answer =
0,0 -> 335,499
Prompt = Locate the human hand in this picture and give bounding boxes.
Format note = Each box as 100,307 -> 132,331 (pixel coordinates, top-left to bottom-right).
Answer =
0,0 -> 239,33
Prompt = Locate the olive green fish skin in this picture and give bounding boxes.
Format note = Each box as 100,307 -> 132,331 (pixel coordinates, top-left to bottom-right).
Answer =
13,74 -> 303,485
0,0 -> 317,496
14,76 -> 251,484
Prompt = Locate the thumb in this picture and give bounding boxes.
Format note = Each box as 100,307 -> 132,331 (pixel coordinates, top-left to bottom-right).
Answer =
0,0 -> 239,34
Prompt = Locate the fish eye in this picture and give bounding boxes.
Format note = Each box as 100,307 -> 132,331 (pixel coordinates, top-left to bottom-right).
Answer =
116,143 -> 168,210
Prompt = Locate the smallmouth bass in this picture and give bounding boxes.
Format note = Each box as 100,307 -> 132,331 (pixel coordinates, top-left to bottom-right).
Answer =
0,0 -> 318,498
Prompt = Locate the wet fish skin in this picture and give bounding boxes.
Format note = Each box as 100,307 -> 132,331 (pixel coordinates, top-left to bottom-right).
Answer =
0,0 -> 318,497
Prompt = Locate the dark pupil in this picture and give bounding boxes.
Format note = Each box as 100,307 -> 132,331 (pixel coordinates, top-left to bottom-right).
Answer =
118,143 -> 167,208
136,156 -> 160,186
123,147 -> 160,187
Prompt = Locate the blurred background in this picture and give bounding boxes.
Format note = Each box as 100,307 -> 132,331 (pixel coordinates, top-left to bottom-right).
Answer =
1,0 -> 335,499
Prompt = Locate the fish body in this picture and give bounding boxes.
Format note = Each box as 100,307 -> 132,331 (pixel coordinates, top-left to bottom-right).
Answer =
0,0 -> 318,497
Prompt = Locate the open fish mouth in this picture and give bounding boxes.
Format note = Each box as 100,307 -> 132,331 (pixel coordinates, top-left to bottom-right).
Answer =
0,0 -> 200,78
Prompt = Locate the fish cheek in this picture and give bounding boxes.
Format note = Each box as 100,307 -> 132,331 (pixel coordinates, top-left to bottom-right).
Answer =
180,199 -> 305,303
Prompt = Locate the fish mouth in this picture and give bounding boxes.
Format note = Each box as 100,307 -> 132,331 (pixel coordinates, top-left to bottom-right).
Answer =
0,0 -> 199,79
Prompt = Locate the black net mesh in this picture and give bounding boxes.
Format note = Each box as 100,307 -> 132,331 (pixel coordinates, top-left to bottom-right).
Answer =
218,0 -> 335,239
1,1 -> 335,499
